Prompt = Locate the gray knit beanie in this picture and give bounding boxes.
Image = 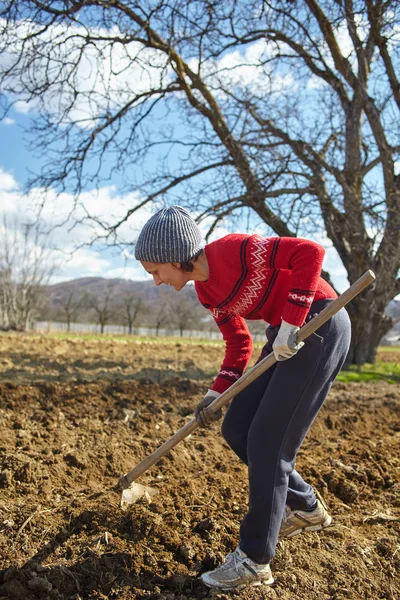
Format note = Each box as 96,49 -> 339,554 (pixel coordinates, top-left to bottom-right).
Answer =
135,205 -> 203,263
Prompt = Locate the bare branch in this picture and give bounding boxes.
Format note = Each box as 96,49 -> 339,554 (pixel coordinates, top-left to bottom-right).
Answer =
108,158 -> 234,233
367,0 -> 400,112
305,0 -> 358,88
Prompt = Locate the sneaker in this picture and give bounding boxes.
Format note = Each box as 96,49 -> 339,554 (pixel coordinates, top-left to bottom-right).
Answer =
200,547 -> 274,591
280,499 -> 332,538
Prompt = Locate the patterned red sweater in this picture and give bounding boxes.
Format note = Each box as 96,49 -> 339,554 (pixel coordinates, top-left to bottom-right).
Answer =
195,234 -> 336,393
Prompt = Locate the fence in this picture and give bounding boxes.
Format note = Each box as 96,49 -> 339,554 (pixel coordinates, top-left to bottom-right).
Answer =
33,320 -> 268,343
32,320 -> 400,346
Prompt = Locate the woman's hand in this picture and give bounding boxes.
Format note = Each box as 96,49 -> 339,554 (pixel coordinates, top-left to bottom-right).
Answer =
194,389 -> 222,427
273,320 -> 305,361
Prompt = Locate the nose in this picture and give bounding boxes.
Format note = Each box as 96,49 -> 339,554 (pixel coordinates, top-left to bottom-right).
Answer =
153,274 -> 162,286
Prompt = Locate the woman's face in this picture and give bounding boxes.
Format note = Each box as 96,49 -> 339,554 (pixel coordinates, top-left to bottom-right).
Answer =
141,260 -> 188,291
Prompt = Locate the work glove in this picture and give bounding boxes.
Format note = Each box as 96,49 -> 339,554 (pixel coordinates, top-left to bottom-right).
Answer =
272,320 -> 305,361
194,389 -> 222,428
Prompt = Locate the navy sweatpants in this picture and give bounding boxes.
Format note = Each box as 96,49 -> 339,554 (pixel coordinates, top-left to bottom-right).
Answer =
221,300 -> 351,564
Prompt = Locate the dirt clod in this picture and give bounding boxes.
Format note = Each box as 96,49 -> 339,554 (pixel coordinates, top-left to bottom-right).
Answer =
27,577 -> 52,595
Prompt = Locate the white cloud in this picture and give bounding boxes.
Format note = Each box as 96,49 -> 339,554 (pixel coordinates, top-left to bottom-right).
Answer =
0,165 -> 156,283
14,100 -> 36,114
13,180 -> 155,248
0,168 -> 19,192
190,40 -> 295,97
1,117 -> 15,125
307,76 -> 327,90
46,247 -> 111,283
1,19 -> 170,128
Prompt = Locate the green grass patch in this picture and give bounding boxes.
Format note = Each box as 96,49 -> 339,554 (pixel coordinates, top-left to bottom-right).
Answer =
378,345 -> 400,352
2,329 -> 266,347
337,360 -> 400,384
11,330 -> 227,346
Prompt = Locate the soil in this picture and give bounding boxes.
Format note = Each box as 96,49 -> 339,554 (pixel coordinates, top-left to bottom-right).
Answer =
0,333 -> 399,600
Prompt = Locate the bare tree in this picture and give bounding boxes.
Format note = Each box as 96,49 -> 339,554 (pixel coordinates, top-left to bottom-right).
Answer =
152,305 -> 168,337
0,215 -> 55,331
1,1 -> 399,362
119,291 -> 143,334
87,283 -> 115,334
55,289 -> 86,332
148,288 -> 175,336
172,293 -> 195,337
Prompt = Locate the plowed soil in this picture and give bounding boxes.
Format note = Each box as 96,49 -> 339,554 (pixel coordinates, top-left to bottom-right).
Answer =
0,333 -> 399,600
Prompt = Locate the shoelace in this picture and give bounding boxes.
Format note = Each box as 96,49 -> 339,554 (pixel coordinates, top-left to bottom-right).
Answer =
222,551 -> 258,577
221,551 -> 238,571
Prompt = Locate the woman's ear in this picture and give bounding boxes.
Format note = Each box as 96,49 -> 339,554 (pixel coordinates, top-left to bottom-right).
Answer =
171,262 -> 182,270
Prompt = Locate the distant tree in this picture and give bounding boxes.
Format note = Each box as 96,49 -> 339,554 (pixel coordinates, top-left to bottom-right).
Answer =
56,289 -> 86,332
0,215 -> 55,331
1,1 -> 399,362
88,283 -> 115,334
119,292 -> 143,334
152,305 -> 168,337
149,288 -> 175,336
173,294 -> 195,337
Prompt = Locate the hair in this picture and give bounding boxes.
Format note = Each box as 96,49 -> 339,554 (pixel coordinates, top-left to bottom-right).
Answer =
177,248 -> 204,272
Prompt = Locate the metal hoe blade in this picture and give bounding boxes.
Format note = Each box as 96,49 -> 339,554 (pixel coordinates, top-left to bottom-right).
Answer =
120,482 -> 158,510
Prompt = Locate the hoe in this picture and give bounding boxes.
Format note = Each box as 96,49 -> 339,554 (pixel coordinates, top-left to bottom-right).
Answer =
119,270 -> 376,508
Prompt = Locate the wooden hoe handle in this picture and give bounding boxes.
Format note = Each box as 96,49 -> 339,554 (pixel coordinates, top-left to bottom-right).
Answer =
119,270 -> 375,489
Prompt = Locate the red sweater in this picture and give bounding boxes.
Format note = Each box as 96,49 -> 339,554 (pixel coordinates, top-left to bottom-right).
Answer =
195,234 -> 336,393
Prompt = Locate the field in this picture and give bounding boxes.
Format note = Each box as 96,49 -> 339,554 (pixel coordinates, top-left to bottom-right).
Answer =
0,333 -> 399,600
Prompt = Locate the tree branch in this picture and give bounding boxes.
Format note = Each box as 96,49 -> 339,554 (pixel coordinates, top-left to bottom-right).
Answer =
107,159 -> 234,233
305,0 -> 358,88
363,145 -> 400,176
367,0 -> 400,112
344,0 -> 372,85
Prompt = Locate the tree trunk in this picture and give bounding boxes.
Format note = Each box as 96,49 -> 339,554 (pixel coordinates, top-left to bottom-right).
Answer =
345,288 -> 393,366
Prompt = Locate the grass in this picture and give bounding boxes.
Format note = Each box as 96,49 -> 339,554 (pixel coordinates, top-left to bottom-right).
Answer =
337,360 -> 400,384
378,345 -> 400,352
0,329 -> 229,346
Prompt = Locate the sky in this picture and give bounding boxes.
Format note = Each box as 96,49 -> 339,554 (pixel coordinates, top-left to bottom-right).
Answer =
0,14 -> 359,292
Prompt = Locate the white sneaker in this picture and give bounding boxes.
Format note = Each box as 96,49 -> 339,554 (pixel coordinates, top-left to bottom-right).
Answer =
280,499 -> 332,538
200,547 -> 274,591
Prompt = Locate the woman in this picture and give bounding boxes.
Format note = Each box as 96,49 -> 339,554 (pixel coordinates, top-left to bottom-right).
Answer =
135,205 -> 351,591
